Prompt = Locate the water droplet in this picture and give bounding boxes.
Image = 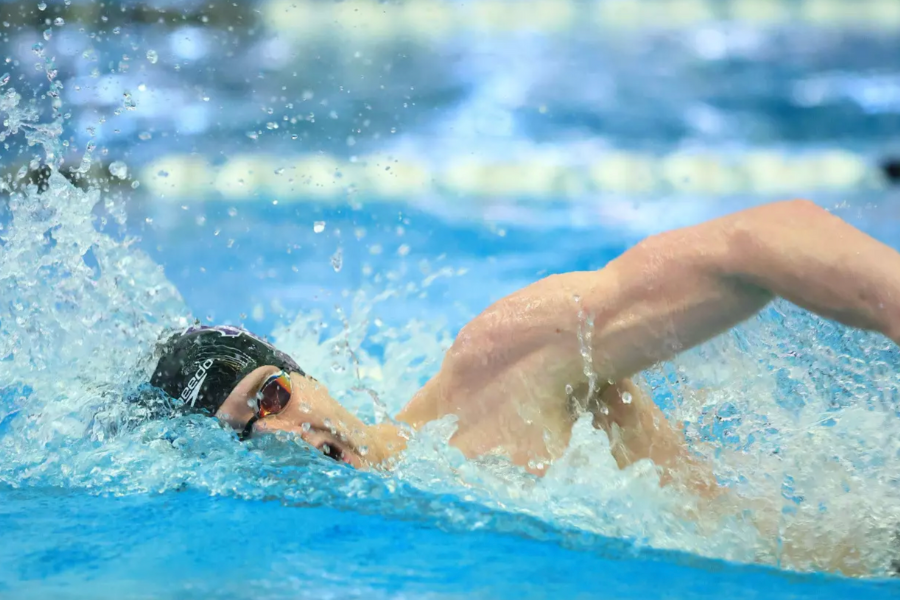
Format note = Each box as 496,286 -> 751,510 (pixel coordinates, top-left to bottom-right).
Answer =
273,167 -> 284,175
313,221 -> 325,233
397,244 -> 410,257
565,384 -> 573,395
32,43 -> 44,57
146,50 -> 158,64
359,445 -> 369,456
43,29 -> 52,41
600,405 -> 609,415
122,91 -> 136,110
227,207 -> 237,217
331,247 -> 343,272
323,418 -> 333,429
138,131 -> 152,141
53,17 -> 64,26
622,391 -> 633,404
37,1 -> 47,10
301,422 -> 311,432
108,161 -> 128,179
299,402 -> 311,413
331,363 -> 345,373
265,122 -> 278,130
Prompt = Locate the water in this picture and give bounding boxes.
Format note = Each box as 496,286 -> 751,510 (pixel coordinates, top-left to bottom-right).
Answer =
2,1 -> 900,597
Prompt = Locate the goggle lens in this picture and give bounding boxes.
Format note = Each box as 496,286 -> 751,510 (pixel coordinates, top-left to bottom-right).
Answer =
257,370 -> 292,417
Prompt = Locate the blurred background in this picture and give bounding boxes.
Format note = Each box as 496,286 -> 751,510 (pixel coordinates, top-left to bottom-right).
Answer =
2,0 -> 900,329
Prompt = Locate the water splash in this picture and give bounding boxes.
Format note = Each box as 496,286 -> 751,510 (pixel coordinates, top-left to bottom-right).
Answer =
0,80 -> 187,488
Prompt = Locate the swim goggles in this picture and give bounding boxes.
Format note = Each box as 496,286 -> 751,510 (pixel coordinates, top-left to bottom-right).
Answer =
239,370 -> 292,441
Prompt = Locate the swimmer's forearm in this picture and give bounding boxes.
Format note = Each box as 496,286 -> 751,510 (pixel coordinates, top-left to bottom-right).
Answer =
725,200 -> 900,343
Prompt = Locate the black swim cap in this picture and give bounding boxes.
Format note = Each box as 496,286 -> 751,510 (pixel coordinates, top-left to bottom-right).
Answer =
150,325 -> 305,416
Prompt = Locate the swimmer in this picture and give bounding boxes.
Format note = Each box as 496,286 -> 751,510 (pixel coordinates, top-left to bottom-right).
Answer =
149,199 -> 900,573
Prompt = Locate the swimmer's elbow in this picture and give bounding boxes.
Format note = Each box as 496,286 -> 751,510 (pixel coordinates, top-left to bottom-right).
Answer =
722,199 -> 835,281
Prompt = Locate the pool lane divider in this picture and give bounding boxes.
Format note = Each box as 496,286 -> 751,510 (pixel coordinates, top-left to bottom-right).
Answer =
141,149 -> 887,202
263,0 -> 900,42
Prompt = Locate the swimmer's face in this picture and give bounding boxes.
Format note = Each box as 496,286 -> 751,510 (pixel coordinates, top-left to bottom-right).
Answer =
215,367 -> 370,468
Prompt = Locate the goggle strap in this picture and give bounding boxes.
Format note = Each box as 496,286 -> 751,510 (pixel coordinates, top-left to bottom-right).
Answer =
239,415 -> 260,441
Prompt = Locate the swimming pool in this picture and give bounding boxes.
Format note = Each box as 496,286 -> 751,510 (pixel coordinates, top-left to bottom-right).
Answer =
3,0 -> 900,598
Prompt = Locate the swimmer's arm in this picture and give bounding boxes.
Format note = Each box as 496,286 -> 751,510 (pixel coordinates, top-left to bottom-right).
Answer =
468,199 -> 900,387
429,200 -> 900,482
409,200 -> 900,486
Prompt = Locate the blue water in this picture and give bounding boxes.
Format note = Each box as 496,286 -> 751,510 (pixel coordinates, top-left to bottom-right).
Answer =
3,486 -> 899,600
3,0 -> 900,598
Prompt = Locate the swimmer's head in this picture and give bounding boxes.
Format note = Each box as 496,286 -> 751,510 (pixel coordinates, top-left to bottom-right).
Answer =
149,325 -> 377,467
150,325 -> 305,416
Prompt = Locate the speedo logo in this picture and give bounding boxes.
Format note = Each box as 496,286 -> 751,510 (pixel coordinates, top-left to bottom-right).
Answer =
180,358 -> 215,406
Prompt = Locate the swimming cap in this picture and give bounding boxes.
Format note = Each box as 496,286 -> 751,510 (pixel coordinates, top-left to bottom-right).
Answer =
150,325 -> 305,416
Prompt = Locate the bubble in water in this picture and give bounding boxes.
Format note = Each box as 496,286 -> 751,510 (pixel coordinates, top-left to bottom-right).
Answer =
122,92 -> 136,110
146,50 -> 158,64
131,180 -> 140,189
565,384 -> 574,395
108,161 -> 128,180
0,73 -> 9,87
313,221 -> 325,233
138,131 -> 152,141
621,391 -> 633,404
37,1 -> 47,10
331,247 -> 343,272
53,17 -> 64,26
43,29 -> 52,41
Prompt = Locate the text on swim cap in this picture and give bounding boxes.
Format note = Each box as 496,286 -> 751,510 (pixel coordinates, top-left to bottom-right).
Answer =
181,358 -> 215,406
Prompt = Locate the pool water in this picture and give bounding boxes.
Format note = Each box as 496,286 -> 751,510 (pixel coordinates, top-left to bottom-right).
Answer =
3,487 -> 899,600
3,0 -> 900,598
